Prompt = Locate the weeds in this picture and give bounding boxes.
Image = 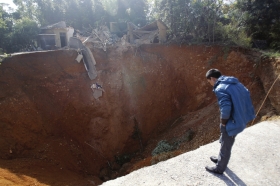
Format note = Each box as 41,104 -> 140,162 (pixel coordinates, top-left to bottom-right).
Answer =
150,129 -> 194,165
151,129 -> 194,160
172,129 -> 194,148
0,53 -> 11,63
152,140 -> 175,156
260,50 -> 280,59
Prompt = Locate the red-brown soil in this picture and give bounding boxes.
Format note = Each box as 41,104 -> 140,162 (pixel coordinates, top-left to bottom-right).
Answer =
0,45 -> 279,185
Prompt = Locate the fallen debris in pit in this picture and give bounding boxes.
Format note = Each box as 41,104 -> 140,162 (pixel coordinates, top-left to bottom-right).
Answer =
91,83 -> 105,100
75,53 -> 83,63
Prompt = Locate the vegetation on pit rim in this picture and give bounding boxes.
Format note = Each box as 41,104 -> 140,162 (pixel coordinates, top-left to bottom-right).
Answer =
261,50 -> 280,59
0,53 -> 10,63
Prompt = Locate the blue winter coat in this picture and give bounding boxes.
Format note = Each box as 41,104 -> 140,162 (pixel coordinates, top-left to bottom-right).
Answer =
213,76 -> 255,136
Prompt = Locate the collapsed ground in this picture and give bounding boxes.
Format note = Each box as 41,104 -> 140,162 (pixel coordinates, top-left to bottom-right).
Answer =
0,44 -> 279,186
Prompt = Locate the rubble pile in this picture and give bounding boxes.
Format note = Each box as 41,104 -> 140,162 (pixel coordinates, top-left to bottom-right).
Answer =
78,26 -> 121,51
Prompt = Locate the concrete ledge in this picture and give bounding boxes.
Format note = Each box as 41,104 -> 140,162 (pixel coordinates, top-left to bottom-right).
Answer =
101,120 -> 280,186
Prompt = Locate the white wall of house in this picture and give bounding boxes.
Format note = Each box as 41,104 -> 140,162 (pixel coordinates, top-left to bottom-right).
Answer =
66,28 -> 74,46
53,29 -> 62,47
43,27 -> 74,48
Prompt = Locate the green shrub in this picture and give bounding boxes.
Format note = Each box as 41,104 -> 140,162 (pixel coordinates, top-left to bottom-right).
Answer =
151,140 -> 175,156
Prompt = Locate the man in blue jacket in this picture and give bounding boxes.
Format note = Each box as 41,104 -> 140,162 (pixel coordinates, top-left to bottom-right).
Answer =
205,69 -> 255,174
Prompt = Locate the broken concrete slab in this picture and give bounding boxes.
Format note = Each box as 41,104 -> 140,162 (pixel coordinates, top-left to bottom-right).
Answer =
75,54 -> 83,63
69,37 -> 97,80
128,20 -> 168,45
91,83 -> 104,99
93,89 -> 103,99
81,25 -> 120,51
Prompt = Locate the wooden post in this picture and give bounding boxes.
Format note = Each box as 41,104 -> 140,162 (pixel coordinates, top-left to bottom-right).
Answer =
127,22 -> 134,44
157,20 -> 167,44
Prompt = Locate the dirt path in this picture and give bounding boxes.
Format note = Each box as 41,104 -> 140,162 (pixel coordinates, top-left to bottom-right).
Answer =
101,119 -> 280,186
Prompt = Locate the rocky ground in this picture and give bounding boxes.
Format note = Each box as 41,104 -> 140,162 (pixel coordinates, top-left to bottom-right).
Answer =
0,44 -> 279,185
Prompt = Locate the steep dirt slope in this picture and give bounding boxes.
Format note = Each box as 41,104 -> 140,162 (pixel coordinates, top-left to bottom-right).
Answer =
0,45 -> 279,185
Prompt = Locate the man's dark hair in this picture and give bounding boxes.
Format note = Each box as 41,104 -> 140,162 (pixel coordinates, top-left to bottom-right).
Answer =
206,69 -> 222,79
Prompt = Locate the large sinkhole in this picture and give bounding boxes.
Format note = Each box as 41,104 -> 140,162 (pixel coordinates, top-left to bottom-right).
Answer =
0,44 -> 279,183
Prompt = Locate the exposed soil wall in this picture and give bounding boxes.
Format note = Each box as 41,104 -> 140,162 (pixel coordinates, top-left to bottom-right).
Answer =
0,45 -> 279,184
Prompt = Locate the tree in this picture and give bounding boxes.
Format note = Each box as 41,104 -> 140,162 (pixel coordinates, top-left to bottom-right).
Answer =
0,4 -> 39,53
237,0 -> 280,49
0,5 -> 13,53
9,18 -> 39,52
217,1 -> 251,46
114,0 -> 147,26
13,0 -> 39,21
150,0 -> 224,42
127,0 -> 147,26
4,0 -> 278,52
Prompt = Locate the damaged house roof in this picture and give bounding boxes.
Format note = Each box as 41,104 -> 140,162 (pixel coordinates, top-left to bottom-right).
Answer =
40,21 -> 67,30
128,20 -> 168,45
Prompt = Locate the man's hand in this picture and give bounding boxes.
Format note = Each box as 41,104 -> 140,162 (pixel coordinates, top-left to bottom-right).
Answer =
220,118 -> 229,126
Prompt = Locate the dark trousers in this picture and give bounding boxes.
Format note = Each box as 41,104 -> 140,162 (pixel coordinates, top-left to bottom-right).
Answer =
216,124 -> 236,172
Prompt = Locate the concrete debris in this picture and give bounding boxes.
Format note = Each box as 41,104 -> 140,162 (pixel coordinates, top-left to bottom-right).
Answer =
127,20 -> 168,45
75,54 -> 83,63
78,20 -> 168,50
23,20 -> 171,54
91,83 -> 104,100
82,26 -> 120,51
69,37 -> 97,80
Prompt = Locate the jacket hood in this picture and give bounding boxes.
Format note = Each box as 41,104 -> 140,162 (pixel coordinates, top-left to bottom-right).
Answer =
214,76 -> 239,89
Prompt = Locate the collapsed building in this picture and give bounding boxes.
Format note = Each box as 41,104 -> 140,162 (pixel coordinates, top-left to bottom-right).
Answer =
38,20 -> 168,51
127,20 -> 168,45
36,20 -> 169,99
